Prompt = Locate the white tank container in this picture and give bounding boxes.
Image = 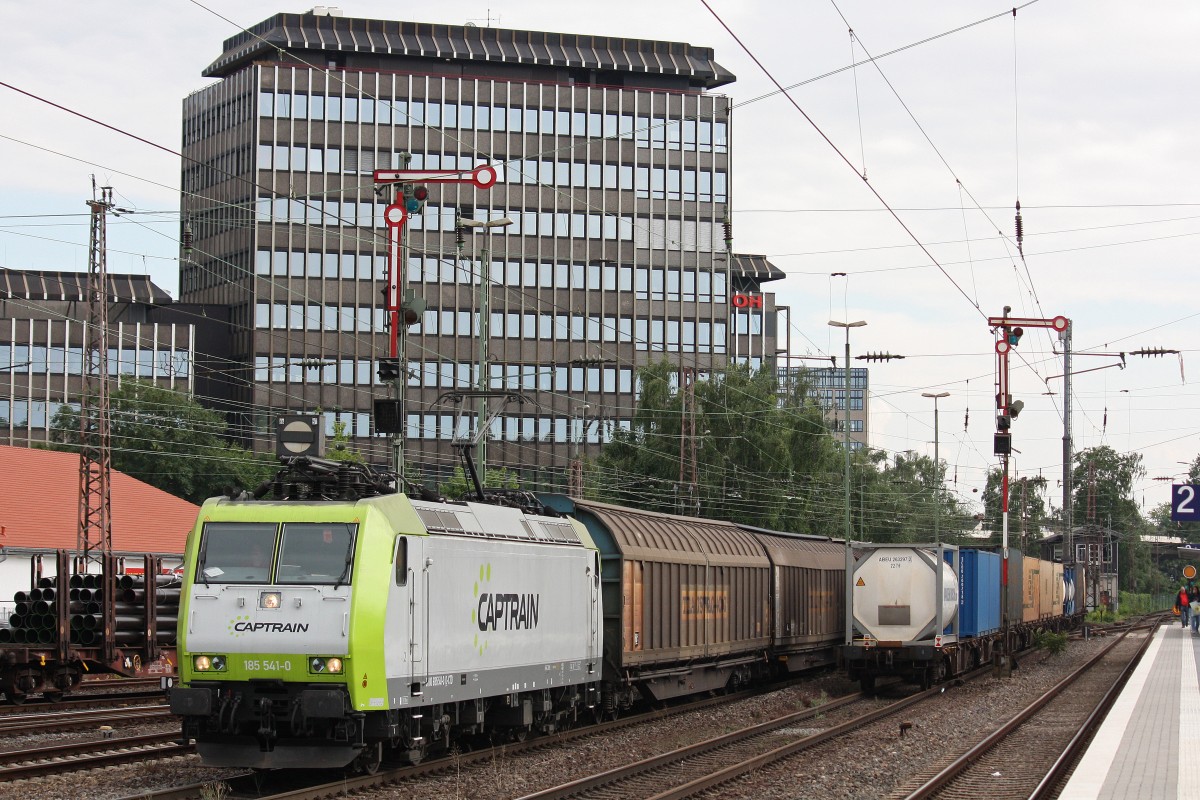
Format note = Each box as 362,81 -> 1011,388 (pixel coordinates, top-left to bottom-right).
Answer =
853,547 -> 958,642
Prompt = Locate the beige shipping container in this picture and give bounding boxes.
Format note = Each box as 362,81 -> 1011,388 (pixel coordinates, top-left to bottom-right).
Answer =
1050,561 -> 1065,618
1022,557 -> 1041,623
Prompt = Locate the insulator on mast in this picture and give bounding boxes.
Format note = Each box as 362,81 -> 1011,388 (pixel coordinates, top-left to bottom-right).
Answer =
181,222 -> 194,263
722,206 -> 732,254
1014,200 -> 1024,255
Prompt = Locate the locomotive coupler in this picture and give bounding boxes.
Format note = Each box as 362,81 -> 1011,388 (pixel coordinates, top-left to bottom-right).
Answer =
256,697 -> 277,747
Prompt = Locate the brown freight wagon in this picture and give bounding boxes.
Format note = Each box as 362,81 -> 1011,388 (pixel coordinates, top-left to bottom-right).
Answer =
743,528 -> 844,672
565,499 -> 771,703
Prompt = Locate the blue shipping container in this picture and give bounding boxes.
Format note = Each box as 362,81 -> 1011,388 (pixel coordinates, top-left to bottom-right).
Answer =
959,549 -> 1002,637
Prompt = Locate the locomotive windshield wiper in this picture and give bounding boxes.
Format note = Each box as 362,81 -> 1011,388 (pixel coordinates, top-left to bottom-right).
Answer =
334,538 -> 353,589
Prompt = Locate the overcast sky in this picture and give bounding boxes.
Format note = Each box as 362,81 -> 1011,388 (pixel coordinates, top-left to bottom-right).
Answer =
2,1 -> 1198,521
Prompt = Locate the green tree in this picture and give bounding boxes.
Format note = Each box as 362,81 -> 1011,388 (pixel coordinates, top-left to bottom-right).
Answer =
593,360 -> 846,531
1072,445 -> 1144,530
590,359 -> 688,515
325,418 -> 364,463
49,379 -> 275,503
1072,445 -> 1150,591
980,469 -> 1051,548
853,451 -> 969,544
439,465 -> 520,500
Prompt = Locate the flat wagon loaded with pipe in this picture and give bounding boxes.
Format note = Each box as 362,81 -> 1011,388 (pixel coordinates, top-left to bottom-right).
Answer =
0,551 -> 178,702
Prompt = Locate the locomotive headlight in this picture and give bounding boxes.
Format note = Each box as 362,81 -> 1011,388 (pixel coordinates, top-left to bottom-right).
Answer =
194,654 -> 227,672
309,656 -> 345,674
260,591 -> 282,609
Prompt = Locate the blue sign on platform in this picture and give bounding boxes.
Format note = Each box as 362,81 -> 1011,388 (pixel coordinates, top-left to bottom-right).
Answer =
1173,484 -> 1200,522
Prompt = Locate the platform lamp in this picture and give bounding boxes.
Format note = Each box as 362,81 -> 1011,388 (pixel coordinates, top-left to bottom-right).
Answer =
830,319 -> 867,646
461,217 -> 513,477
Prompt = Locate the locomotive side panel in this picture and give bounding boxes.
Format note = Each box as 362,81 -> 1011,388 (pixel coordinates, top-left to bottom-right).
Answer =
415,532 -> 600,705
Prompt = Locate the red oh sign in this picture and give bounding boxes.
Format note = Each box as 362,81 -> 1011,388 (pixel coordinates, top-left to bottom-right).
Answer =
731,294 -> 763,308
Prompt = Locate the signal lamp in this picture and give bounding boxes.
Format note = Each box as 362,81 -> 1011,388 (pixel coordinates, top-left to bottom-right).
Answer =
377,358 -> 400,382
1007,326 -> 1024,346
373,399 -> 404,434
1009,399 -> 1025,419
400,295 -> 427,327
404,184 -> 429,213
997,414 -> 1012,431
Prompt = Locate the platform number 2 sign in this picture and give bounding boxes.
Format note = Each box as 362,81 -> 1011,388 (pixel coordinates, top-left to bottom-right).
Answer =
1173,485 -> 1200,522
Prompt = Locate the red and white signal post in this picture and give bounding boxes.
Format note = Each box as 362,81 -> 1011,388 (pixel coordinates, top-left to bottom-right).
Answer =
372,163 -> 499,479
374,164 -> 499,357
989,309 -> 1070,674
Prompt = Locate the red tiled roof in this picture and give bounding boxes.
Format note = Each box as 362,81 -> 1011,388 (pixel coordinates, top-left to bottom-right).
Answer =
0,446 -> 198,554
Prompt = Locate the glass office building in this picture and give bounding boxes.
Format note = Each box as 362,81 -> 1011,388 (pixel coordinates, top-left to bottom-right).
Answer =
181,9 -> 785,483
778,364 -> 870,450
0,269 -> 230,447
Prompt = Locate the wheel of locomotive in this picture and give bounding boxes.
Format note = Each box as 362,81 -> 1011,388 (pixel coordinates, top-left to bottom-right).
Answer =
404,738 -> 428,766
2,685 -> 27,705
43,690 -> 65,703
350,741 -> 383,775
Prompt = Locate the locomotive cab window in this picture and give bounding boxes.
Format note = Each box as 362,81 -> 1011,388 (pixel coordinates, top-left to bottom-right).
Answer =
394,536 -> 408,586
277,523 -> 357,585
198,522 -> 278,583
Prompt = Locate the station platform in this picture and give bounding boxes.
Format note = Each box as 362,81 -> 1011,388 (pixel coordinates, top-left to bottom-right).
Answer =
1060,620 -> 1199,799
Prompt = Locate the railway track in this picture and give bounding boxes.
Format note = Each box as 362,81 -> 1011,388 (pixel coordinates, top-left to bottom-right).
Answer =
14,625 -> 1141,799
891,618 -> 1160,800
0,730 -> 191,781
110,678 -> 843,800
0,688 -> 166,715
505,642 -> 1081,800
0,703 -> 171,735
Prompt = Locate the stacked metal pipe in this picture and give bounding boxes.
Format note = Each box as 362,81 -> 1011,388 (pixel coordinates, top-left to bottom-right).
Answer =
1,576 -> 60,644
0,573 -> 180,646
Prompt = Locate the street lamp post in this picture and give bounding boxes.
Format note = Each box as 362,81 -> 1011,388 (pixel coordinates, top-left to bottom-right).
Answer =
461,217 -> 513,478
921,391 -> 950,545
830,319 -> 867,646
